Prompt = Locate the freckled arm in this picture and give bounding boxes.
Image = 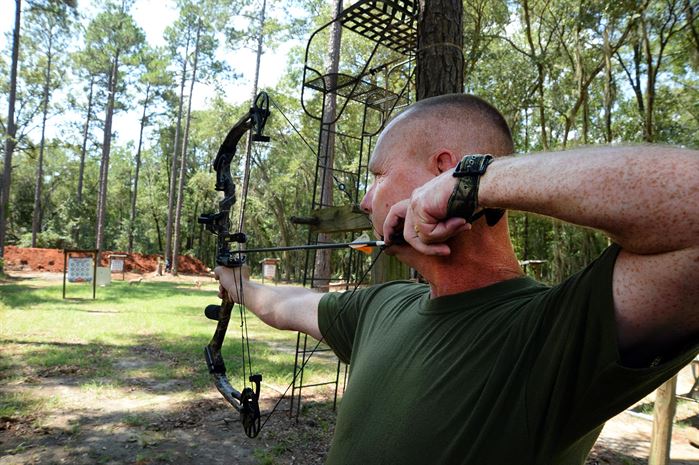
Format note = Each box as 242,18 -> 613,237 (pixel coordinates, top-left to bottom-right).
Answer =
479,145 -> 699,255
479,145 -> 699,354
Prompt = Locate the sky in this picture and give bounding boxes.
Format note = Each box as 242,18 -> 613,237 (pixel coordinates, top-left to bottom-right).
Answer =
0,0 -> 299,146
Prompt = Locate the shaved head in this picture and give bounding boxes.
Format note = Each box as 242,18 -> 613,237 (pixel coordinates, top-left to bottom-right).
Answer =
362,94 -> 516,253
384,94 -> 514,160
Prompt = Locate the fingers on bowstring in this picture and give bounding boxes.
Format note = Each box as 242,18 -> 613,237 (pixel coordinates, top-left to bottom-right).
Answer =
383,200 -> 409,245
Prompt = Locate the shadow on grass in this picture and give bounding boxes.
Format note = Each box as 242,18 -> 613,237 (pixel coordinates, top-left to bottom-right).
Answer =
0,343 -> 337,464
1,277 -> 210,308
0,393 -> 267,465
66,281 -> 208,304
0,281 -> 57,307
0,329 -> 334,399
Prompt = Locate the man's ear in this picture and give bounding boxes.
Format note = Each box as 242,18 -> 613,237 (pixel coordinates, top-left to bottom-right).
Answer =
430,150 -> 459,174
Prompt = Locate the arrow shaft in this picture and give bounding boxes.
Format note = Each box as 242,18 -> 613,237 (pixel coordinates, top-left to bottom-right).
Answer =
235,241 -> 385,254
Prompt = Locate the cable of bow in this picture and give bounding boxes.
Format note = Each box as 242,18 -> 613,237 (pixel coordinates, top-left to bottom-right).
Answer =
199,91 -> 270,438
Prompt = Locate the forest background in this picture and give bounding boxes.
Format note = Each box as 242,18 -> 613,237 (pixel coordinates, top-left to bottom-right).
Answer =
1,0 -> 697,284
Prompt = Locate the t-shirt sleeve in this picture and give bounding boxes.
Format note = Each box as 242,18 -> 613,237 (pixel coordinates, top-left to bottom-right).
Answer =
318,287 -> 374,364
519,244 -> 699,443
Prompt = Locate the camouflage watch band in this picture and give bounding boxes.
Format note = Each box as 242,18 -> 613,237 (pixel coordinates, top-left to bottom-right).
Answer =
446,154 -> 505,226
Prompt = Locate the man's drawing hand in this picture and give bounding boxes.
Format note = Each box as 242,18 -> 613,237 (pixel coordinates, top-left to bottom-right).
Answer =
383,171 -> 470,255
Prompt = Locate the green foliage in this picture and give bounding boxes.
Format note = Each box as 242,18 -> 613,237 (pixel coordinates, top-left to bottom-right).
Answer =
17,230 -> 73,249
2,0 -> 697,282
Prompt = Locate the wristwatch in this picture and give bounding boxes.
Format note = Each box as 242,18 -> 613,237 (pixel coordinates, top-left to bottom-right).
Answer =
446,154 -> 505,226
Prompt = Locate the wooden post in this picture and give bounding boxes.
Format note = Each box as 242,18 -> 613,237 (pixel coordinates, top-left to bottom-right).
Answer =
62,250 -> 67,299
648,375 -> 677,465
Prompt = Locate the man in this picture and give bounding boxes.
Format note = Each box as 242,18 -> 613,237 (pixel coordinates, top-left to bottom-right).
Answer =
216,94 -> 699,464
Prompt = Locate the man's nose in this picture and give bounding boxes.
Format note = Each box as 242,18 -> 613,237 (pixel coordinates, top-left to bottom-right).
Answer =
359,184 -> 373,214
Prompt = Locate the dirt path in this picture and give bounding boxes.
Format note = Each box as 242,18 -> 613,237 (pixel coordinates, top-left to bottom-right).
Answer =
589,366 -> 699,464
0,346 -> 334,465
2,353 -> 697,465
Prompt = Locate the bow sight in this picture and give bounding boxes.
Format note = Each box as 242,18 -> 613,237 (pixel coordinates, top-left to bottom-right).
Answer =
199,92 -> 270,438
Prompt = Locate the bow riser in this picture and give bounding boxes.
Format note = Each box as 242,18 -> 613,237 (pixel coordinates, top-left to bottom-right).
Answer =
200,92 -> 270,439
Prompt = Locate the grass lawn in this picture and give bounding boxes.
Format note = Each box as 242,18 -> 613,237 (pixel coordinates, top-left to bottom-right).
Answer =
0,275 -> 340,421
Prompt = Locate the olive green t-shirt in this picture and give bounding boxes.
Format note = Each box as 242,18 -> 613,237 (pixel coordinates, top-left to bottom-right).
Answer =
318,246 -> 698,465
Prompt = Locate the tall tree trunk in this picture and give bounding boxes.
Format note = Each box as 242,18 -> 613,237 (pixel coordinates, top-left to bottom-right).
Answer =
0,0 -> 21,272
238,0 -> 267,235
642,17 -> 655,143
313,0 -> 341,292
187,200 -> 197,250
523,109 -> 530,261
617,3 -> 679,144
631,40 -> 645,118
172,21 -> 201,275
74,74 -> 95,246
561,8 -> 633,147
153,210 -> 163,252
77,76 -> 95,205
416,0 -> 464,100
686,0 -> 699,63
95,50 -> 120,255
32,32 -> 55,247
582,94 -> 589,145
128,83 -> 150,253
522,0 -> 548,150
165,33 -> 190,262
603,24 -> 613,143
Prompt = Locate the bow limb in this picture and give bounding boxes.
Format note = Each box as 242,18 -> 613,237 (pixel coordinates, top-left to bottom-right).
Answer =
204,296 -> 262,437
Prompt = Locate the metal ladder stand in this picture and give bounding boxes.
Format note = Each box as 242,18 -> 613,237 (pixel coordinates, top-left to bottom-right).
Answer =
288,0 -> 418,420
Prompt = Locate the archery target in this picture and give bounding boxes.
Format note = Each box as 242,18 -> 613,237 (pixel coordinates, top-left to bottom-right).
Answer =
67,257 -> 93,282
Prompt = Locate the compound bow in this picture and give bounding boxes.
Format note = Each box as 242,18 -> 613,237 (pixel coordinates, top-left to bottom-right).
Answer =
198,92 -> 270,438
198,92 -> 395,439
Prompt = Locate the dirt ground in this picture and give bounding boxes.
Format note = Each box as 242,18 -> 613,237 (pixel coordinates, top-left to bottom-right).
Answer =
2,248 -> 699,464
0,342 -> 335,465
589,368 -> 699,464
2,328 -> 697,465
3,246 -> 209,275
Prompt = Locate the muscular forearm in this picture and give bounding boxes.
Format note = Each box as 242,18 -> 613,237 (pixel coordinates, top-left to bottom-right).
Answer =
242,282 -> 319,328
220,275 -> 323,340
479,145 -> 699,254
